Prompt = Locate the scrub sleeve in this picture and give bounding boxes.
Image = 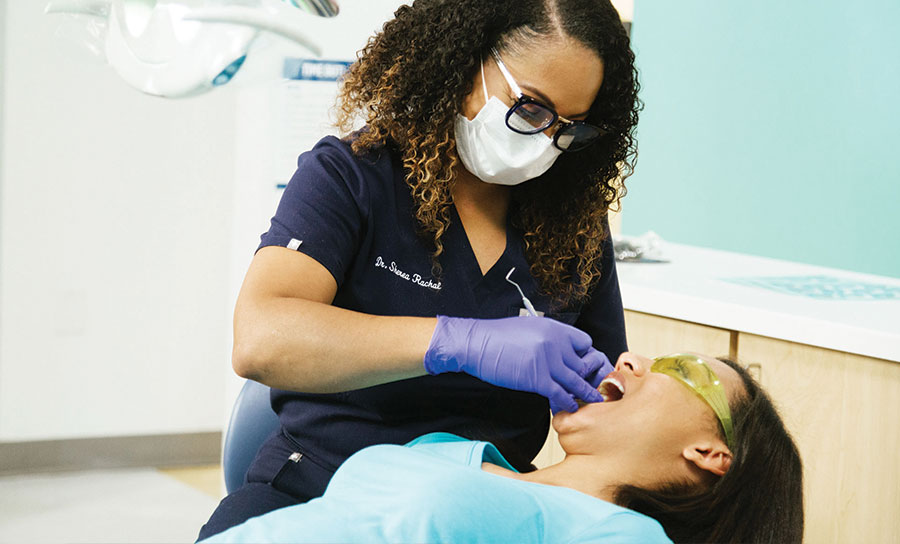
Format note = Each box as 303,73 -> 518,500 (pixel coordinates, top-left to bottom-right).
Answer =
197,136 -> 627,541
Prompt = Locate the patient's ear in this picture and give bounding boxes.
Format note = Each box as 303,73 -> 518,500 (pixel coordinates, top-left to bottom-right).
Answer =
682,441 -> 732,476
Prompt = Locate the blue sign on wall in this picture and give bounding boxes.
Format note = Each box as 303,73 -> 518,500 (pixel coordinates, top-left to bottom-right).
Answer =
283,59 -> 353,81
724,275 -> 900,301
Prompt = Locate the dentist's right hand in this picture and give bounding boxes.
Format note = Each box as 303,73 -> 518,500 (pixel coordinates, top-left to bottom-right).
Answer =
423,315 -> 612,414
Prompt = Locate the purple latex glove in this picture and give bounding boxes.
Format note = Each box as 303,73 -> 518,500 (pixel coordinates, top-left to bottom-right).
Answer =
424,315 -> 614,413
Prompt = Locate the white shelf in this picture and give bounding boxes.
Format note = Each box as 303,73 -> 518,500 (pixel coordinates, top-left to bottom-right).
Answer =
617,242 -> 900,362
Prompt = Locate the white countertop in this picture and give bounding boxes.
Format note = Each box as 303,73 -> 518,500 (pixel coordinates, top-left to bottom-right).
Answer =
616,242 -> 900,362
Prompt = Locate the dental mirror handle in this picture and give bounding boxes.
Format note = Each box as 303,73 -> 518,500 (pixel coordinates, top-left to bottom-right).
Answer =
522,297 -> 538,317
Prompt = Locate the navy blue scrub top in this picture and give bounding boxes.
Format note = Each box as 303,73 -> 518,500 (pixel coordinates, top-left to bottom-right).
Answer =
253,135 -> 626,481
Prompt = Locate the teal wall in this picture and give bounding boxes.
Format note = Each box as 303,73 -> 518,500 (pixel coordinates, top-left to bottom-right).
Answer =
623,1 -> 900,278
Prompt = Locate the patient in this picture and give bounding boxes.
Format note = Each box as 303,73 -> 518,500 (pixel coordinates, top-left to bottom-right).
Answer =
202,352 -> 803,544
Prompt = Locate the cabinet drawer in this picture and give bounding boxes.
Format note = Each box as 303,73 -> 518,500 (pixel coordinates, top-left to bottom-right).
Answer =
738,333 -> 900,544
625,310 -> 733,359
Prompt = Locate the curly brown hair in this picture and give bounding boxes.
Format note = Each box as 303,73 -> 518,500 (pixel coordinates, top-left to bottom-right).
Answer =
336,0 -> 640,307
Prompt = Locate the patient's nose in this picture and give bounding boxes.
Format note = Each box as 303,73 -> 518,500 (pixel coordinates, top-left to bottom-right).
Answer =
614,352 -> 649,376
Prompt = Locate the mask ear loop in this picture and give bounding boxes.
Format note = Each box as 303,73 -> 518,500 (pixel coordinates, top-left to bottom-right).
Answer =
480,57 -> 489,102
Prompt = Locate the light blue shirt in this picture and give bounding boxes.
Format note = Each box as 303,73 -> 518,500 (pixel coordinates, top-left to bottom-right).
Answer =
204,433 -> 671,543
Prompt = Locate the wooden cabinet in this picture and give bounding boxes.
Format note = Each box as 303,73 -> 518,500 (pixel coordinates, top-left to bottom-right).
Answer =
623,310 -> 734,359
738,333 -> 900,544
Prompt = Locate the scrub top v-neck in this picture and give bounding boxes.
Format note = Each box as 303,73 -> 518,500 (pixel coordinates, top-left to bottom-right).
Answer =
445,202 -> 520,309
248,135 -> 627,495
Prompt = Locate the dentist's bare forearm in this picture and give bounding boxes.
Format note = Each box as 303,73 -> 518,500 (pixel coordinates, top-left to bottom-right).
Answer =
232,296 -> 438,393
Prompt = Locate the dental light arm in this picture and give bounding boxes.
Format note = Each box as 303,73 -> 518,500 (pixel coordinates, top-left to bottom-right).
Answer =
182,6 -> 328,58
45,0 -> 110,17
43,0 -> 341,98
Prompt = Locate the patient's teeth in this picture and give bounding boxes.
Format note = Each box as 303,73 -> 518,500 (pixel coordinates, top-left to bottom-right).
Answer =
603,377 -> 624,393
599,376 -> 625,401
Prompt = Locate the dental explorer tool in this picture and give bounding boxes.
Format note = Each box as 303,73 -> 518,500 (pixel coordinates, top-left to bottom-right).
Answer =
505,267 -> 539,317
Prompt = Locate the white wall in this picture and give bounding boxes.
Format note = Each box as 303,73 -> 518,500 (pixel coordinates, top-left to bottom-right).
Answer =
611,0 -> 633,21
0,1 -> 234,441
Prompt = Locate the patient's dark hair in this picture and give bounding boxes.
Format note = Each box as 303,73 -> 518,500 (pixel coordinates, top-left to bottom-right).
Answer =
615,359 -> 804,543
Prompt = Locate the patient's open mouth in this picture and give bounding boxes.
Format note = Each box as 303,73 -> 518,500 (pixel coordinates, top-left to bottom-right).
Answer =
599,375 -> 625,402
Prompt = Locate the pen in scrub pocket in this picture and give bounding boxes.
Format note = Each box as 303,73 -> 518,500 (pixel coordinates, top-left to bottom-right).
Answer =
505,267 -> 538,317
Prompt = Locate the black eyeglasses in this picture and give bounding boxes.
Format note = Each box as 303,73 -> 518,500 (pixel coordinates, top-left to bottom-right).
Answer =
490,48 -> 606,152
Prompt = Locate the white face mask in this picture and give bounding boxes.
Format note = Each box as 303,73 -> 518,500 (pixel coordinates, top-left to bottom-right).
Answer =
454,62 -> 562,186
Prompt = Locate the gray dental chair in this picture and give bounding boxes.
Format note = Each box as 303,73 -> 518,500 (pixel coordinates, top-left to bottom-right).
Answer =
222,379 -> 280,493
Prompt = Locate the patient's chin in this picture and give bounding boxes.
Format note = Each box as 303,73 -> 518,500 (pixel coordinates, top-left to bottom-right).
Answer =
551,406 -> 587,433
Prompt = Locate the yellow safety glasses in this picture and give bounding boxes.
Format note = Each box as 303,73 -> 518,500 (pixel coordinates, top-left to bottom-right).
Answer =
651,354 -> 735,450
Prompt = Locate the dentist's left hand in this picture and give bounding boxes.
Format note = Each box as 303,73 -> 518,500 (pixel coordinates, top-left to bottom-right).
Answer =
423,315 -> 614,413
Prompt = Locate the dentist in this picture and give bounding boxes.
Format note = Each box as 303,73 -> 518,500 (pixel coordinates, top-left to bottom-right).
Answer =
199,0 -> 640,539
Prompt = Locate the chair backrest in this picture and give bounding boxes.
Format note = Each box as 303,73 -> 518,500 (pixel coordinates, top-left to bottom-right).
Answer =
223,379 -> 281,494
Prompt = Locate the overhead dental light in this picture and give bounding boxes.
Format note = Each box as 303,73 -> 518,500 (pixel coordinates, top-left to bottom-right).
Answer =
44,0 -> 342,98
